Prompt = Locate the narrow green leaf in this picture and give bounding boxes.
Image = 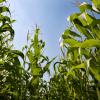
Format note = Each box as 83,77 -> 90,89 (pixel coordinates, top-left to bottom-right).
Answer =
63,39 -> 80,46
72,63 -> 86,70
27,30 -> 30,42
43,57 -> 56,75
81,39 -> 100,48
10,19 -> 16,24
74,39 -> 100,48
33,28 -> 40,58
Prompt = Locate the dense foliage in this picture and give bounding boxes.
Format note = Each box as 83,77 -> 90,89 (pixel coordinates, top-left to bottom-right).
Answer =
0,0 -> 100,100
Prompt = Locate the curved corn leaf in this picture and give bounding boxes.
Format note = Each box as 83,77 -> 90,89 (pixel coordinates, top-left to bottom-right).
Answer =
92,0 -> 100,11
67,13 -> 80,22
78,0 -> 100,14
62,29 -> 81,39
0,6 -> 9,13
75,24 -> 93,38
67,63 -> 86,77
79,2 -> 92,12
63,39 -> 80,46
90,67 -> 100,81
0,14 -> 11,23
10,50 -> 24,60
74,39 -> 100,48
72,63 -> 86,70
0,23 -> 14,39
43,57 -> 56,75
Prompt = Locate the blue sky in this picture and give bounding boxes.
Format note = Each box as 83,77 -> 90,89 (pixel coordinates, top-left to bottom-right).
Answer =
8,0 -> 87,80
8,0 -> 80,58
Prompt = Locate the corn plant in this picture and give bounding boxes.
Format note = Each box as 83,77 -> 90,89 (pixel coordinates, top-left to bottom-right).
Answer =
0,0 -> 53,99
22,27 -> 55,99
54,0 -> 100,99
0,0 -> 100,100
0,0 -> 27,99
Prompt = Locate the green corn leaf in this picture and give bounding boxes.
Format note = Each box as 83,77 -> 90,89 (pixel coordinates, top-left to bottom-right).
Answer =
27,30 -> 30,42
91,27 -> 100,39
72,63 -> 86,70
43,57 -> 56,75
27,50 -> 34,63
43,62 -> 51,75
0,23 -> 14,39
79,2 -> 92,12
67,63 -> 86,77
74,39 -> 100,48
78,12 -> 94,26
8,91 -> 18,97
31,77 -> 39,85
68,13 -> 96,39
83,39 -> 99,48
78,13 -> 87,26
31,67 -> 42,76
33,28 -> 40,59
63,39 -> 80,46
79,1 -> 100,14
67,13 -> 80,22
0,0 -> 6,3
0,60 -> 4,65
0,6 -> 9,13
90,67 -> 100,81
75,24 -> 93,39
10,50 -> 24,60
10,19 -> 16,24
62,29 -> 81,39
0,14 -> 11,23
13,56 -> 20,66
92,0 -> 100,11
92,19 -> 100,26
85,13 -> 94,25
73,49 -> 79,60
81,48 -> 90,59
